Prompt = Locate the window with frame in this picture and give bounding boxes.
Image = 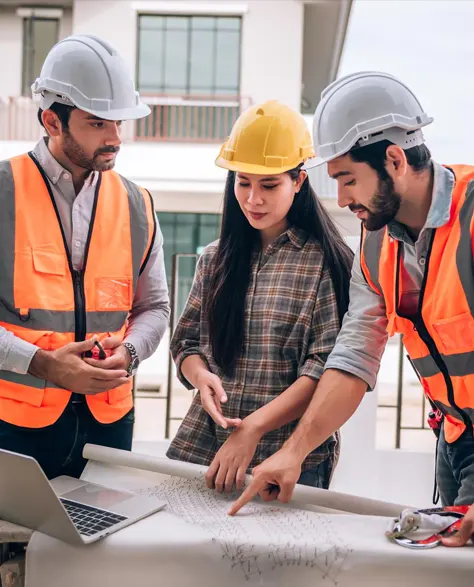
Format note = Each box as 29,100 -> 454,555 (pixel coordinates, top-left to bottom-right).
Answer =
22,17 -> 59,96
159,212 -> 221,317
137,15 -> 241,97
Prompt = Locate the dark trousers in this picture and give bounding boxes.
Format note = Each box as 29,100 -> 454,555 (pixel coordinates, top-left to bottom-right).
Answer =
0,401 -> 134,479
437,421 -> 474,506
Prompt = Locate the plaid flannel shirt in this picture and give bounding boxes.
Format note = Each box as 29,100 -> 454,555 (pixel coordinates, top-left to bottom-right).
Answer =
167,227 -> 341,472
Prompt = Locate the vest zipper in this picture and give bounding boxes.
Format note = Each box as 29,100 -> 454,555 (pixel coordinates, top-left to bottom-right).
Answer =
28,153 -> 101,343
73,270 -> 86,342
397,234 -> 472,429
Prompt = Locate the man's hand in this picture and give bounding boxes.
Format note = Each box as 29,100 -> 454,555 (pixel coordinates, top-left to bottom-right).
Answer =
195,370 -> 242,430
441,504 -> 474,547
205,424 -> 261,494
228,448 -> 302,515
83,336 -> 130,371
28,337 -> 129,395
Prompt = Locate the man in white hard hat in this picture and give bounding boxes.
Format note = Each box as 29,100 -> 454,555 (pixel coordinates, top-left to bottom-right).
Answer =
0,35 -> 170,479
230,71 -> 474,544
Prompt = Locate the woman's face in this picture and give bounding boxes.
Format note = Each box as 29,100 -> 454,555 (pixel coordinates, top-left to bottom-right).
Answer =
234,170 -> 306,233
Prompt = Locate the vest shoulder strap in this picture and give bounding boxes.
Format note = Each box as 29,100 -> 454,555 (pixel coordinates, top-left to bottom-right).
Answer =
116,174 -> 157,274
360,226 -> 386,295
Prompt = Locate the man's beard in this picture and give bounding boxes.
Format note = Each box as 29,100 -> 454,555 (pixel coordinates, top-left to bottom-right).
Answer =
62,131 -> 119,172
350,175 -> 401,231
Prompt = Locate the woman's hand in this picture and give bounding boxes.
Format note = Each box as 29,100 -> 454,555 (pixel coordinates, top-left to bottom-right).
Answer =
205,423 -> 261,493
196,370 -> 242,429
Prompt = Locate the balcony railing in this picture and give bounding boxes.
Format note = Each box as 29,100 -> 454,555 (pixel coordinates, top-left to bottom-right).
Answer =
0,94 -> 252,144
135,94 -> 252,143
0,96 -> 45,142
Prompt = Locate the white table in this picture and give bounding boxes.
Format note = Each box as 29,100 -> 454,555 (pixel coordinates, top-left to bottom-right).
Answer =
24,460 -> 473,587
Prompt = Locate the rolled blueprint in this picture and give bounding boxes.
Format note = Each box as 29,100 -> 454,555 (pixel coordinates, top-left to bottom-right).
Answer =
83,443 -> 410,517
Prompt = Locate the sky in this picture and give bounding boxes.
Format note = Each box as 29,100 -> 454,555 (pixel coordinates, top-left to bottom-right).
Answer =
338,0 -> 474,164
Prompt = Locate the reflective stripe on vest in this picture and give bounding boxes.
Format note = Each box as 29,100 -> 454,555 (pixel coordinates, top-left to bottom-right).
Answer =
360,165 -> 474,444
0,153 -> 156,427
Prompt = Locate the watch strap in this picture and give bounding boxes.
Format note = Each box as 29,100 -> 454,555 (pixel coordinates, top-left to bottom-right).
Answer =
122,342 -> 139,375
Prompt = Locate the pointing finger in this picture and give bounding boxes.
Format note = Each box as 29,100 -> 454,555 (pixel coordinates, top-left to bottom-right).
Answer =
228,477 -> 266,516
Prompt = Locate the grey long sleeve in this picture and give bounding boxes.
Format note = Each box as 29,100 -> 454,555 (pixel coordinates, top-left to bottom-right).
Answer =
123,224 -> 170,361
323,246 -> 389,389
0,329 -> 38,374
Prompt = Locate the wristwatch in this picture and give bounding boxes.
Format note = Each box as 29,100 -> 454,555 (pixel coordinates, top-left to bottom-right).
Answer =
122,342 -> 140,376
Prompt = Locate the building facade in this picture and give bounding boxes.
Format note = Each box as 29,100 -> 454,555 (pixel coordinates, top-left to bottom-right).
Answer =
0,0 -> 358,286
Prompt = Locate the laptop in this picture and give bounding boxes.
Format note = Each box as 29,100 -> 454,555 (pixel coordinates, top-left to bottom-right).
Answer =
0,449 -> 166,545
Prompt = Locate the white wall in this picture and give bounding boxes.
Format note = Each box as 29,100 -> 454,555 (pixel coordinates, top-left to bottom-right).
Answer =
0,5 -> 75,101
240,0 -> 303,110
0,7 -> 23,99
72,0 -> 137,74
331,387 -> 436,507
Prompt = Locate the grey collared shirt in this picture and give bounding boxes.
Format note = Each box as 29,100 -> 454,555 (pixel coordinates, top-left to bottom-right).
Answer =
0,139 -> 170,374
324,161 -> 455,389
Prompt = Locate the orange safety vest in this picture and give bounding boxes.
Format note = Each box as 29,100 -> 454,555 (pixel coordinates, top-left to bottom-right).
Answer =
360,164 -> 474,444
0,153 -> 156,428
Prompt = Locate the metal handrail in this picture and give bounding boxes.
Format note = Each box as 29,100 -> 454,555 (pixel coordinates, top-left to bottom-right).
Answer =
165,253 -> 199,438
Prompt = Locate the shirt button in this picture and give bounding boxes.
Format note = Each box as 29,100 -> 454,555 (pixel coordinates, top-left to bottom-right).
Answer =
419,257 -> 426,266
63,172 -> 70,180
75,240 -> 81,248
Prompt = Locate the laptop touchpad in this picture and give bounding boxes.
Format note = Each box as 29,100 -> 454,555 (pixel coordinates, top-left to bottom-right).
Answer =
62,484 -> 133,510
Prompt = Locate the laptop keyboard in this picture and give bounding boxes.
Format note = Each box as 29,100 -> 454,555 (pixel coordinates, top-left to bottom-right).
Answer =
60,498 -> 128,536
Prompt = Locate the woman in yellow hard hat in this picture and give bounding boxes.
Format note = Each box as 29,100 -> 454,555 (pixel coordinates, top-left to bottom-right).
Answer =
166,100 -> 354,494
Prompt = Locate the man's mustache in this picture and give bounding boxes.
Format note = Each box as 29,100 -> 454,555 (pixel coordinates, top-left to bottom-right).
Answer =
95,147 -> 120,155
349,204 -> 368,213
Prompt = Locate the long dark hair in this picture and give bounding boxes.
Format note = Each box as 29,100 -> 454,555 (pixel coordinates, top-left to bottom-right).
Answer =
205,166 -> 354,375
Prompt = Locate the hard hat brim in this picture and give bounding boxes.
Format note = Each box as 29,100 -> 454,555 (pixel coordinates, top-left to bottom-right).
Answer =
37,89 -> 151,121
79,101 -> 151,121
215,156 -> 304,175
303,156 -> 327,169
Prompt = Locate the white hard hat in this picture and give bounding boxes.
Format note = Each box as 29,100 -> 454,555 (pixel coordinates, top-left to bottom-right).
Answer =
31,34 -> 150,121
305,71 -> 433,168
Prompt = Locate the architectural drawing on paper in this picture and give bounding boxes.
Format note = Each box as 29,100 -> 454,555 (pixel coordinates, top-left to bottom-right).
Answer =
140,476 -> 352,584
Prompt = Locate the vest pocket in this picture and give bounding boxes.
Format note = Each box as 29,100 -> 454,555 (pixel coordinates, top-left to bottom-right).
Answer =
432,312 -> 474,354
95,278 -> 132,311
0,372 -> 45,407
32,249 -> 67,276
15,248 -> 69,311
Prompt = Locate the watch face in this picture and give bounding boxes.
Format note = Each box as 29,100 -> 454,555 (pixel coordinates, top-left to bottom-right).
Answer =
131,356 -> 140,370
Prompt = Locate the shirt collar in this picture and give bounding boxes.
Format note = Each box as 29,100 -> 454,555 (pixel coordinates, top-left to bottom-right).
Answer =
32,137 -> 98,188
255,227 -> 307,262
388,161 -> 454,240
424,161 -> 454,229
286,226 -> 308,249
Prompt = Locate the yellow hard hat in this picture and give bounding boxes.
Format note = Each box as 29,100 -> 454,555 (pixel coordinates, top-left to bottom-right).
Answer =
215,99 -> 315,175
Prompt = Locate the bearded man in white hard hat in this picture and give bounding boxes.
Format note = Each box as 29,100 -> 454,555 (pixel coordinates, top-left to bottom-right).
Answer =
230,72 -> 474,545
0,35 -> 169,479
